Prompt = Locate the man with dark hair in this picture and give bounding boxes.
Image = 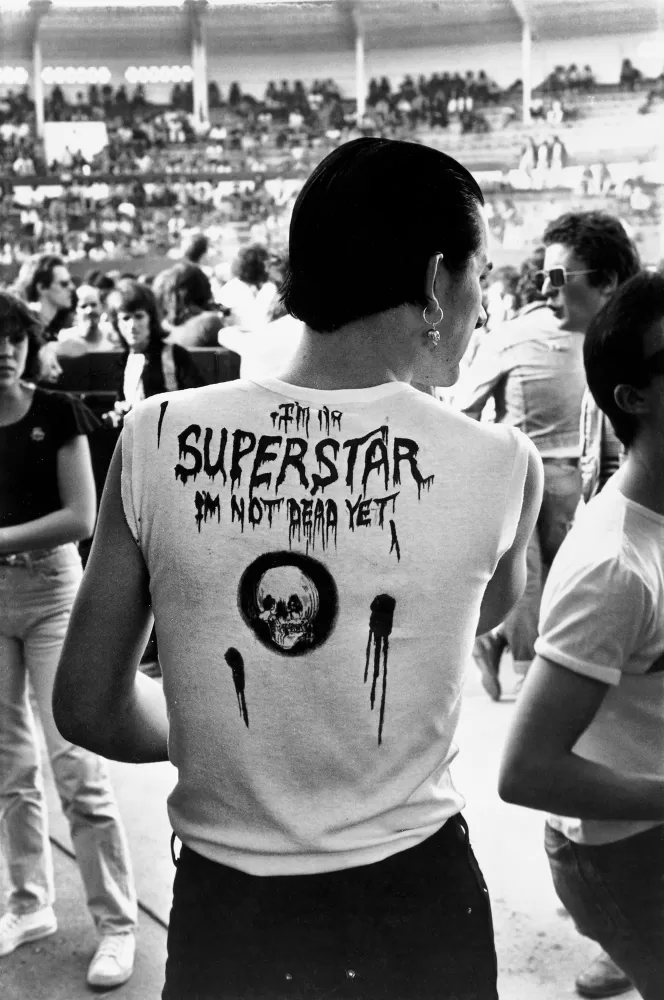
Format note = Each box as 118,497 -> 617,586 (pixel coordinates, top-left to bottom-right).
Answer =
54,137 -> 542,1000
12,253 -> 75,340
458,212 -> 640,702
500,271 -> 664,1000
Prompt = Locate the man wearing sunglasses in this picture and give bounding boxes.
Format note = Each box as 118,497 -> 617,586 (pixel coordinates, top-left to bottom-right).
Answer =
459,211 -> 641,999
12,253 -> 77,383
456,212 -> 640,707
12,253 -> 75,341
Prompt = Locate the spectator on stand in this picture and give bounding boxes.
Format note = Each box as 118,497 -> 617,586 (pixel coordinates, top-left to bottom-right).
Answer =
0,291 -> 138,990
54,135 -> 542,1000
500,271 -> 664,1000
580,65 -> 596,92
619,58 -> 643,92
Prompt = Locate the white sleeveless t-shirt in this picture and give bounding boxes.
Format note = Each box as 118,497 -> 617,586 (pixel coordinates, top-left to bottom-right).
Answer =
122,377 -> 530,875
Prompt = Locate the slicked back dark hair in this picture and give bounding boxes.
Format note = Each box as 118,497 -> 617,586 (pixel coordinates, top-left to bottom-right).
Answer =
542,211 -> 640,289
281,137 -> 485,332
13,253 -> 67,303
584,270 -> 664,448
0,290 -> 45,380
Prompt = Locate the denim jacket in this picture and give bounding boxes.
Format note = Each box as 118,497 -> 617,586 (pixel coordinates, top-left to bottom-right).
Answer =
454,304 -> 586,459
579,388 -> 624,502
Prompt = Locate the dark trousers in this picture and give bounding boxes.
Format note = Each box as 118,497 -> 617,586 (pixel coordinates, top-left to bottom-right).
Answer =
162,814 -> 498,1000
546,823 -> 664,1000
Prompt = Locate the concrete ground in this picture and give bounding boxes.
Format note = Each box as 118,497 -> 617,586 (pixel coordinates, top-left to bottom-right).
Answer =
0,657 -> 639,1000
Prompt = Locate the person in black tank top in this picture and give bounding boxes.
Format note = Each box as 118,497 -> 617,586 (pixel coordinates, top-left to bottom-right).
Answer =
0,292 -> 138,990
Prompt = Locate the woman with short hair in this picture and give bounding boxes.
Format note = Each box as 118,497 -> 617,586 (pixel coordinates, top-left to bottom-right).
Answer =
0,291 -> 137,989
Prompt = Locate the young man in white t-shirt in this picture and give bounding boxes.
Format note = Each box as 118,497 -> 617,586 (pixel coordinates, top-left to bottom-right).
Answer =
54,138 -> 542,1000
499,271 -> 664,1000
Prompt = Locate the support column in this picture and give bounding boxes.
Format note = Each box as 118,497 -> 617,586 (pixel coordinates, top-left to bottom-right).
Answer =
33,34 -> 45,139
29,0 -> 51,139
186,0 -> 209,126
521,22 -> 532,125
353,2 -> 365,122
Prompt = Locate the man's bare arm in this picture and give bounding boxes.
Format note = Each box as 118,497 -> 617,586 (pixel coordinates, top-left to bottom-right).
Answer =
499,655 -> 664,820
53,439 -> 169,763
476,440 -> 543,636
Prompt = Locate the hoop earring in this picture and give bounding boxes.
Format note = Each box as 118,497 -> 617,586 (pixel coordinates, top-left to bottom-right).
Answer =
422,303 -> 444,328
422,302 -> 443,347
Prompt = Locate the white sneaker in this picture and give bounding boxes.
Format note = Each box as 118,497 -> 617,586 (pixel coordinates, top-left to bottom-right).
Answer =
87,932 -> 136,989
0,907 -> 58,957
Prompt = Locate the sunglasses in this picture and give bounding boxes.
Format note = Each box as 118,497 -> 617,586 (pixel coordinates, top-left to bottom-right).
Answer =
534,267 -> 598,290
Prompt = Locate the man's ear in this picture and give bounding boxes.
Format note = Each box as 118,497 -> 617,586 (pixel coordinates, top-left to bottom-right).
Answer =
614,382 -> 649,418
599,272 -> 619,302
423,252 -> 444,306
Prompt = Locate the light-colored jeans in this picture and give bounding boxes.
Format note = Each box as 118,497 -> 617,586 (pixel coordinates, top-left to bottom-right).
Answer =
0,544 -> 137,935
499,458 -> 582,673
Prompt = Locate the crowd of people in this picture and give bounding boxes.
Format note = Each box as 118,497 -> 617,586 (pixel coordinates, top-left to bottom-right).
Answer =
2,52 -> 659,183
0,34 -> 663,999
0,173 -> 296,272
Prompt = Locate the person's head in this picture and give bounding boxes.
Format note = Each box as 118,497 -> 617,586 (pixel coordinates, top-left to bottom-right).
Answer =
485,265 -> 520,325
75,284 -> 103,335
153,263 -> 213,326
584,271 -> 664,450
105,279 -> 165,353
13,253 -> 74,312
0,290 -> 45,389
281,137 -> 488,383
541,211 -> 640,332
83,268 -> 116,304
182,232 -> 209,265
516,246 -> 546,306
233,244 -> 270,287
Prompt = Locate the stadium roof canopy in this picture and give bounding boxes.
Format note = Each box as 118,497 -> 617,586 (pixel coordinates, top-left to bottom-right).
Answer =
1,0 -> 662,60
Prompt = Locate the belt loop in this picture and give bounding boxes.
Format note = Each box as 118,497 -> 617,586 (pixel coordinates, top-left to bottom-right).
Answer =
170,832 -> 180,867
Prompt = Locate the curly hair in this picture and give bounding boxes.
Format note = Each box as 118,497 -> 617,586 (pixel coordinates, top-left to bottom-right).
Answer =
0,290 -> 46,381
542,212 -> 640,288
233,244 -> 270,288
